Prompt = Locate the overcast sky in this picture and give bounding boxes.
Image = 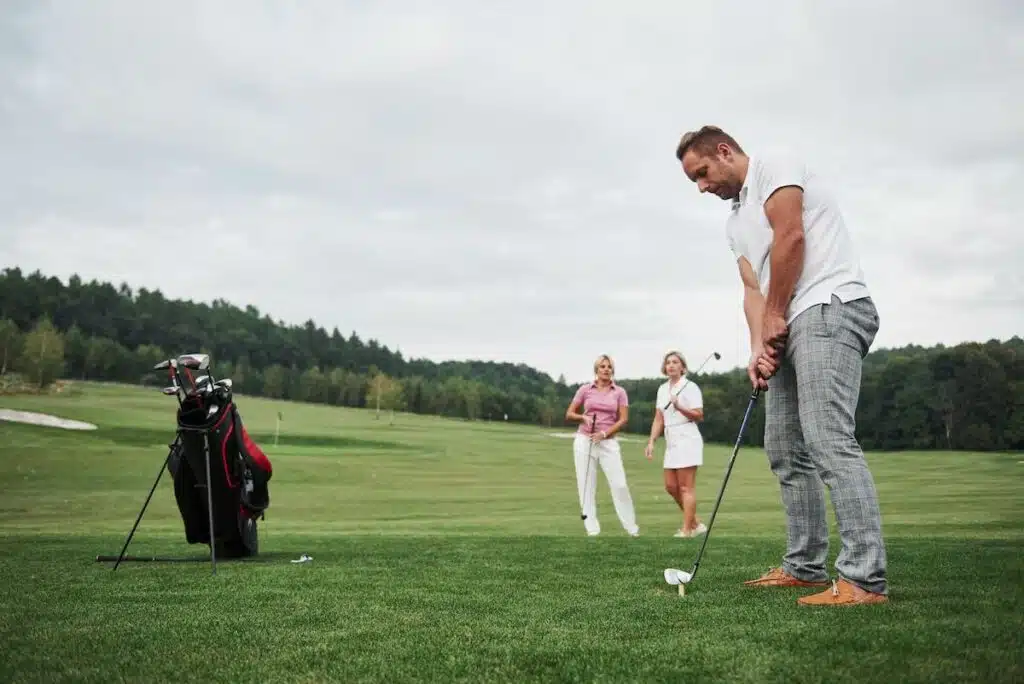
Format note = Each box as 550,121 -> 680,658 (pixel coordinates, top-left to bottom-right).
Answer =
1,1 -> 1021,385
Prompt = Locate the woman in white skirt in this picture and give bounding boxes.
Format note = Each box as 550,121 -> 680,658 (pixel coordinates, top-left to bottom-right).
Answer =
645,351 -> 708,538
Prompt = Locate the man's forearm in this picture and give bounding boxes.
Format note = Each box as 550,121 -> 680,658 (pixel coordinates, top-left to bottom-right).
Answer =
764,229 -> 804,314
743,286 -> 766,352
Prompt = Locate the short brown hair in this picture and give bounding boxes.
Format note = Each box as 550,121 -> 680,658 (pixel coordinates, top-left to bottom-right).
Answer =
661,350 -> 687,375
675,125 -> 744,162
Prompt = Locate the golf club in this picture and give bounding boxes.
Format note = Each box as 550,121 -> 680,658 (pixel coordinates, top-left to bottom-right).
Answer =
154,359 -> 185,407
155,358 -> 192,394
662,351 -> 721,410
178,354 -> 212,389
177,353 -> 210,371
161,385 -> 183,407
664,386 -> 762,590
580,414 -> 597,521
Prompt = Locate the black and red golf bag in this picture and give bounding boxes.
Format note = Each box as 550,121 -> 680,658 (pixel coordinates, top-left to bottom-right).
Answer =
168,390 -> 273,558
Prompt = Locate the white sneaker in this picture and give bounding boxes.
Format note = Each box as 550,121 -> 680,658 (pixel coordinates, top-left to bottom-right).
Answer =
675,523 -> 708,538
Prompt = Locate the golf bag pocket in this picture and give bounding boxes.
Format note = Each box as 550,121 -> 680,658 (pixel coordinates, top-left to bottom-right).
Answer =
228,406 -> 273,516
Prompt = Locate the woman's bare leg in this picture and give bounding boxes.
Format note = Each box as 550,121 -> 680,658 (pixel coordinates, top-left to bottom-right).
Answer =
678,466 -> 701,533
663,469 -> 686,529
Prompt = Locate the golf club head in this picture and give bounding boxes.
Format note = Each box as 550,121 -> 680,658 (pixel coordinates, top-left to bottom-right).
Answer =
160,386 -> 179,396
152,359 -> 177,371
177,353 -> 210,371
173,368 -> 200,397
664,568 -> 693,585
214,379 -> 232,399
713,352 -> 721,360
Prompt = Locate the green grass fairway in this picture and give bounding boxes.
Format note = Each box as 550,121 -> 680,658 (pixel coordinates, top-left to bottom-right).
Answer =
1,382 -> 1022,683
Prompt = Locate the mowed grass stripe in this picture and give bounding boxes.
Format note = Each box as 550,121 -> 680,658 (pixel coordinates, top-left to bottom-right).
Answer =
0,535 -> 1020,683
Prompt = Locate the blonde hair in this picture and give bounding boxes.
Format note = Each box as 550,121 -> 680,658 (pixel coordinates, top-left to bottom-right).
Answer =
661,350 -> 687,375
593,354 -> 615,376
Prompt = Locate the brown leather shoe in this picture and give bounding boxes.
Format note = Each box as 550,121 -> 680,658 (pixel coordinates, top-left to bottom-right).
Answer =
743,567 -> 829,588
797,579 -> 889,606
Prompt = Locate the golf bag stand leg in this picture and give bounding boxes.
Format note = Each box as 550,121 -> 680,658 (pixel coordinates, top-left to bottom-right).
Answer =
203,433 -> 217,575
113,436 -> 178,571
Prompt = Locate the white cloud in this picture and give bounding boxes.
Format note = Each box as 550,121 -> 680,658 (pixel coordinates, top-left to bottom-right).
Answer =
1,0 -> 1022,384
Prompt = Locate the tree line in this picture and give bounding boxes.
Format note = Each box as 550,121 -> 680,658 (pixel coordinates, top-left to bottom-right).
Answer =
1,267 -> 1020,451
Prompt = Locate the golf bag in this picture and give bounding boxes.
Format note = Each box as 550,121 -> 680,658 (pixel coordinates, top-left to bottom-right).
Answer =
167,390 -> 273,558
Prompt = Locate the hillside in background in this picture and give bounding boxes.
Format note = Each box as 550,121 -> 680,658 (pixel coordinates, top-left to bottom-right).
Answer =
1,266 -> 1021,451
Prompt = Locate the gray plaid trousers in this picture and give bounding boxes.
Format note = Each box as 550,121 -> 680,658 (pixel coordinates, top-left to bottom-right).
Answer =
764,295 -> 888,595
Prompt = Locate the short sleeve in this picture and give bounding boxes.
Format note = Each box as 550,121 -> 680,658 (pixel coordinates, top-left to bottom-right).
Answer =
618,387 -> 629,407
755,153 -> 807,205
686,383 -> 704,409
571,384 -> 587,407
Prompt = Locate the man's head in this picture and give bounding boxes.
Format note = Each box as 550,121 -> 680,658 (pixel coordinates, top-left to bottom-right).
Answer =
675,125 -> 748,201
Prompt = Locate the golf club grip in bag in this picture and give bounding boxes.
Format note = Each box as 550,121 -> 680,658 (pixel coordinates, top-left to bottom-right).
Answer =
168,396 -> 273,558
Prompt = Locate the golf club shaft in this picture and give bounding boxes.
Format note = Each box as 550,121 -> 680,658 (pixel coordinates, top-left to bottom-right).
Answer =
688,387 -> 761,580
580,414 -> 596,520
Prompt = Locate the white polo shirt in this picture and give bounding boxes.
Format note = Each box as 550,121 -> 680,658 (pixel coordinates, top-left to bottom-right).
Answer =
725,151 -> 871,323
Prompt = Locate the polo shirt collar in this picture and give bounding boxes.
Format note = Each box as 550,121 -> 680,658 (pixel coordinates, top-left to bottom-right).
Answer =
732,155 -> 753,211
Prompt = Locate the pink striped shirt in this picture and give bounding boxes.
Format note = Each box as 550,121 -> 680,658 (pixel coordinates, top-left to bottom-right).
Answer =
572,382 -> 629,436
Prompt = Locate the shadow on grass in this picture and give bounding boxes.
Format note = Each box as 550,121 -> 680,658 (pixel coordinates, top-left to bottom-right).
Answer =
78,425 -> 413,451
92,549 -> 309,565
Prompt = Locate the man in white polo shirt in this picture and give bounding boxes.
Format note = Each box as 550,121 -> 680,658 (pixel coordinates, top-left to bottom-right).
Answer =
673,125 -> 889,606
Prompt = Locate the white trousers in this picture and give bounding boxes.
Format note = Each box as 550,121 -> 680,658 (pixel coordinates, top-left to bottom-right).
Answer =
573,434 -> 639,535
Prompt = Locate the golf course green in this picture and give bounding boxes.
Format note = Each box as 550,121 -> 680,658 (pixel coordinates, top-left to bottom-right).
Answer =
1,382 -> 1021,683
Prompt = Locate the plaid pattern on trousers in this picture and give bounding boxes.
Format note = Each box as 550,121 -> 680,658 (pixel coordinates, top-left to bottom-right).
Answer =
764,294 -> 888,595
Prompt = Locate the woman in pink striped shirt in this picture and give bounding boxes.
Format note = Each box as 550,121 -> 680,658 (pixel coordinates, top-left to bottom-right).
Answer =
564,354 -> 640,537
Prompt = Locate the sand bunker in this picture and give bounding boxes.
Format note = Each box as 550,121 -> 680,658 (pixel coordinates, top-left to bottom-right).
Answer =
0,409 -> 97,431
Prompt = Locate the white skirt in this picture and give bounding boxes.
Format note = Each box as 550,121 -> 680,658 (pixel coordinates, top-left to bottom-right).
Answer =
663,424 -> 703,469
